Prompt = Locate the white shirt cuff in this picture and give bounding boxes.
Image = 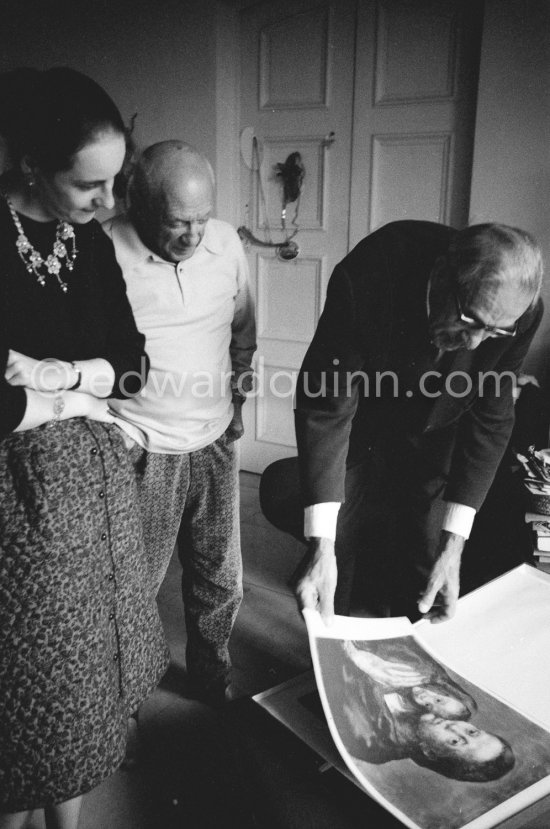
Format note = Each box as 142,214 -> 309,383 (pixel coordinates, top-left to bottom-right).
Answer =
304,501 -> 474,542
304,502 -> 341,542
443,502 -> 476,539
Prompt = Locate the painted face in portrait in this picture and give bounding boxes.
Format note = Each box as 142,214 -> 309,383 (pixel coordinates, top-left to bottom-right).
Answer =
417,714 -> 506,765
411,686 -> 469,719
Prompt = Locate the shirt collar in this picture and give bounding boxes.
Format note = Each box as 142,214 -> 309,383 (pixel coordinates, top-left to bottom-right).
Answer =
116,214 -> 223,266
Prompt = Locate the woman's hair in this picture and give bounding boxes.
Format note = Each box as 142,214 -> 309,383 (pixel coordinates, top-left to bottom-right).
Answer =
0,66 -> 125,173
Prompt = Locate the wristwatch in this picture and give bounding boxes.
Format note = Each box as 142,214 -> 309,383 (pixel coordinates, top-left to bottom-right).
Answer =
68,361 -> 82,390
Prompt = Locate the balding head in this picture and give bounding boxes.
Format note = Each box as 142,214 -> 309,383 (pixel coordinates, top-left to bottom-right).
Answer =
128,140 -> 215,262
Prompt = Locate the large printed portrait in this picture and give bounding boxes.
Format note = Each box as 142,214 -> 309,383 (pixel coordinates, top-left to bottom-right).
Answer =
312,632 -> 550,829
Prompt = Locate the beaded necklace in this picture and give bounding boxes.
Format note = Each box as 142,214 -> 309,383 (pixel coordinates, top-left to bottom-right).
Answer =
3,193 -> 78,293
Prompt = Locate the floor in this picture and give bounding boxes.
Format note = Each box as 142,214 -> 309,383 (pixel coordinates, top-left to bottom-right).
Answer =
26,472 -> 320,829
22,470 -> 540,828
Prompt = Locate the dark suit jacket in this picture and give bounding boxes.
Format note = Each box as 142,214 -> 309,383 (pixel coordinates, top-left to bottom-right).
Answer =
295,221 -> 543,512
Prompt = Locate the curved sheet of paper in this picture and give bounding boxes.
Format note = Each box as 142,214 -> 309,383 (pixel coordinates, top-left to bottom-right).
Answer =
416,565 -> 550,730
304,607 -> 550,829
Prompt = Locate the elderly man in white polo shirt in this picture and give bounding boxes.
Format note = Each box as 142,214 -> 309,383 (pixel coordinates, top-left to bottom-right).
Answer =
104,141 -> 256,705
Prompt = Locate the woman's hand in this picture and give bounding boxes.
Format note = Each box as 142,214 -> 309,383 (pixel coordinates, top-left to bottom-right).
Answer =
82,394 -> 115,424
13,390 -> 115,432
343,641 -> 428,688
5,350 -> 76,392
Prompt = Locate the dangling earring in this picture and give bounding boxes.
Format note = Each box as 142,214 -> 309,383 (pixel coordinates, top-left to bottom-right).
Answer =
21,159 -> 37,190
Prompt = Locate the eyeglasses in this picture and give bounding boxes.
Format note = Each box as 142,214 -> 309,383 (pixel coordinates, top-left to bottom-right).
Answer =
454,291 -> 517,338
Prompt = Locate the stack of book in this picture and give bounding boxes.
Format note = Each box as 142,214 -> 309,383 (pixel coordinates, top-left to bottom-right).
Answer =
519,446 -> 550,567
526,514 -> 550,565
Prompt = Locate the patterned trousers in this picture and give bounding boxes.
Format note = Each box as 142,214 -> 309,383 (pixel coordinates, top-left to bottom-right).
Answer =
128,433 -> 242,696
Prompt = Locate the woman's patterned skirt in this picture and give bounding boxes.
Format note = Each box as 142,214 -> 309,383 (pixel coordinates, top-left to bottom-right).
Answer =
0,418 -> 169,811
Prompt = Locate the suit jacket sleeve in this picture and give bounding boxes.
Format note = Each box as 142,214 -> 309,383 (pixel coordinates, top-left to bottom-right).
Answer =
295,262 -> 367,505
444,299 -> 544,509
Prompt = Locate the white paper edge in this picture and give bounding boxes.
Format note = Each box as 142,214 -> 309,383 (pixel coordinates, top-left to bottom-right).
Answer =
414,566 -> 550,733
302,608 -> 414,639
252,670 -> 361,788
304,601 -> 550,829
305,609 -> 422,829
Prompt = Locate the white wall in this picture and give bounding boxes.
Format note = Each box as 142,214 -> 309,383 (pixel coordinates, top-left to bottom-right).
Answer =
0,0 -> 220,191
469,0 -> 550,378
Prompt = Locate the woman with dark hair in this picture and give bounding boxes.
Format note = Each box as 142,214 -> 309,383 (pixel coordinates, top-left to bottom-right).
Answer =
0,67 -> 168,829
334,638 -> 514,782
343,638 -> 477,720
411,714 -> 515,783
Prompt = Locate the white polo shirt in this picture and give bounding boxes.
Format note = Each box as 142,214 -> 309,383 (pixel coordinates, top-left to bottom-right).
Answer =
103,214 -> 256,454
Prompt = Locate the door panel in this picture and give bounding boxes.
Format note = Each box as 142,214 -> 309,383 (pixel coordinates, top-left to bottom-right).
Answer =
369,132 -> 453,228
259,6 -> 330,109
239,0 -> 357,473
349,0 -> 482,245
260,136 -> 329,231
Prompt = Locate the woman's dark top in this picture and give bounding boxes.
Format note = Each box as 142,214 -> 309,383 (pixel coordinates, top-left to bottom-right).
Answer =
0,198 -> 148,435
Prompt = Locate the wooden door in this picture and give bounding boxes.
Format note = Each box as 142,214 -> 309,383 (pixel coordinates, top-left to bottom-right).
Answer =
238,0 -> 357,472
238,0 -> 481,473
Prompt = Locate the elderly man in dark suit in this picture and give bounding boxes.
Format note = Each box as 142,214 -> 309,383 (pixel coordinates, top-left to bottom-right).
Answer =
260,221 -> 543,623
